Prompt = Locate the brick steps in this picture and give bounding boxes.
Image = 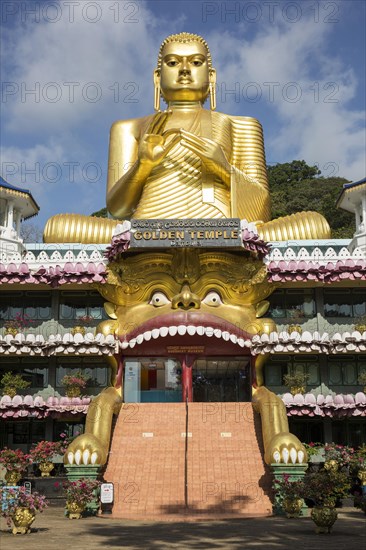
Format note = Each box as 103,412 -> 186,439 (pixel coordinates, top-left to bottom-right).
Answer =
104,403 -> 273,520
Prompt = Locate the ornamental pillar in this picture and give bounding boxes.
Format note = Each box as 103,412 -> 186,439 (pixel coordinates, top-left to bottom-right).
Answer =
181,355 -> 193,403
7,200 -> 14,228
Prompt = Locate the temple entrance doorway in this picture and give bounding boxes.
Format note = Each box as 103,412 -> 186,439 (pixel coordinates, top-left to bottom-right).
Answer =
193,357 -> 251,402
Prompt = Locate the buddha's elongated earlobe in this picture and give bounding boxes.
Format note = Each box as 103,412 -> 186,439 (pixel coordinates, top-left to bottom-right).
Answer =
154,70 -> 161,112
209,69 -> 217,111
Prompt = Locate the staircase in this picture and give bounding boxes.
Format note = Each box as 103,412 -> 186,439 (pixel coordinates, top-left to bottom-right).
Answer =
104,402 -> 273,520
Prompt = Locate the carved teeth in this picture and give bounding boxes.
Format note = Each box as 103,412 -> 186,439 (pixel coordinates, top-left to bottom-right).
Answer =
151,328 -> 160,339
187,325 -> 196,336
237,338 -> 245,348
121,341 -> 128,349
136,334 -> 144,344
178,325 -> 187,335
143,331 -> 152,341
214,329 -> 222,338
222,331 -> 230,341
230,334 -> 237,343
160,327 -> 169,337
197,326 -> 205,336
168,326 -> 178,336
129,338 -> 136,348
206,327 -> 214,337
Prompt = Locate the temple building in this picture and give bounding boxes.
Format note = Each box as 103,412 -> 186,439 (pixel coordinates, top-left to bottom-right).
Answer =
0,178 -> 365,453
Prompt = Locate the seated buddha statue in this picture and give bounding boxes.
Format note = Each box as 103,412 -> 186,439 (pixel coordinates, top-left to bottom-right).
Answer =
43,32 -> 330,243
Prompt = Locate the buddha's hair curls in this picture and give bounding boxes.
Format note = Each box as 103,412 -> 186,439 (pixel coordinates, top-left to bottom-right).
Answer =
157,32 -> 213,71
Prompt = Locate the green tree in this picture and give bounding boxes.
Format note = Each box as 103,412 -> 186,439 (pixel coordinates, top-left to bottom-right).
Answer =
268,161 -> 354,238
91,207 -> 108,218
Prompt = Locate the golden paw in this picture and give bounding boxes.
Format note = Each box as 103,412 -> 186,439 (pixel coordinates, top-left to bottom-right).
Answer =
266,432 -> 307,465
65,434 -> 107,466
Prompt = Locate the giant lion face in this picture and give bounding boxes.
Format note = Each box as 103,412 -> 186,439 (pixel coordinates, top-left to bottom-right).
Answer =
96,249 -> 275,364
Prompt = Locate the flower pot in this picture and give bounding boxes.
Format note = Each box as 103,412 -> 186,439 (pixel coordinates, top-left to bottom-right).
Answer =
3,387 -> 17,398
324,459 -> 338,473
358,468 -> 366,486
38,461 -> 54,477
5,470 -> 22,485
282,497 -> 304,518
289,385 -> 305,396
311,506 -> 338,534
71,326 -> 85,336
66,501 -> 85,519
288,324 -> 302,334
65,386 -> 81,398
5,327 -> 19,337
11,507 -> 36,534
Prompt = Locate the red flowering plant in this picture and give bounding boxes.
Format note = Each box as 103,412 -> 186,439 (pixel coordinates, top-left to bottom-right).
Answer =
75,315 -> 94,326
302,470 -> 351,507
61,371 -> 89,391
57,431 -> 80,455
0,448 -> 31,473
4,312 -> 33,333
303,442 -> 323,460
0,485 -> 48,527
58,478 -> 101,507
29,441 -> 62,463
324,443 -> 355,468
273,473 -> 305,500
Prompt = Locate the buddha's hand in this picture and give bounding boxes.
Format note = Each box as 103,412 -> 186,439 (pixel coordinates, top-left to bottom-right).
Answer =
64,433 -> 107,466
265,432 -> 308,465
139,111 -> 180,168
180,129 -> 231,180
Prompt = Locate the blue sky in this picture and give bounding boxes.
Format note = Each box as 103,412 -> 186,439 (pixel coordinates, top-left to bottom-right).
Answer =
1,0 -> 365,230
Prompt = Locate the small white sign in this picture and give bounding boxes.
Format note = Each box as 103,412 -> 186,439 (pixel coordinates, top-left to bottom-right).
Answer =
220,432 -> 232,438
142,432 -> 154,437
100,483 -> 114,504
181,432 -> 192,437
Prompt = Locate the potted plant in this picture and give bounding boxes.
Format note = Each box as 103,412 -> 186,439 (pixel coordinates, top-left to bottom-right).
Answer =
358,371 -> 366,392
0,371 -> 31,398
4,313 -> 33,336
303,469 -> 351,533
60,478 -> 101,519
273,474 -> 305,518
71,315 -> 93,336
0,448 -> 31,485
287,308 -> 305,334
283,371 -> 310,395
0,484 -> 48,534
29,441 -> 62,477
354,314 -> 366,334
324,443 -> 355,471
61,370 -> 89,398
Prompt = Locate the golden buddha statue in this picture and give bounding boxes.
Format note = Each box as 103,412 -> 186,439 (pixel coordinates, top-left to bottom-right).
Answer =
44,32 -> 330,243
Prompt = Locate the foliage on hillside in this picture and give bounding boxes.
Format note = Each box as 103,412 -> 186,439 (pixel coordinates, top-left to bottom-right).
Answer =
267,161 -> 354,239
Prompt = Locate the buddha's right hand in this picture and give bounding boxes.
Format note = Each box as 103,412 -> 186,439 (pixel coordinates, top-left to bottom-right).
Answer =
139,111 -> 180,168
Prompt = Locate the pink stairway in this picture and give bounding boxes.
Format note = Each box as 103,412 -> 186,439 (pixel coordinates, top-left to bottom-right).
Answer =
104,402 -> 273,520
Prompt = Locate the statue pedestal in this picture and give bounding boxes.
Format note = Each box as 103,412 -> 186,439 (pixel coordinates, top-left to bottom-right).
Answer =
65,465 -> 101,515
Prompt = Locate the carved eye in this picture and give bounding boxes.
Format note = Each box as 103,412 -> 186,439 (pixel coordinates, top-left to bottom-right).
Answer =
192,59 -> 203,66
202,291 -> 222,307
149,292 -> 170,307
166,59 -> 178,67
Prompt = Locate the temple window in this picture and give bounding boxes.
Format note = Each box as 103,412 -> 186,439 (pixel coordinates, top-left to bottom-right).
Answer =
264,355 -> 320,387
328,356 -> 366,386
0,357 -> 49,391
56,357 -> 109,394
0,291 -> 52,323
268,289 -> 316,319
58,290 -> 107,321
323,288 -> 365,318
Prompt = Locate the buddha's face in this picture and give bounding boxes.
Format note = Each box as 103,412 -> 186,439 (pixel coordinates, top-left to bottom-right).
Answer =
158,41 -> 212,103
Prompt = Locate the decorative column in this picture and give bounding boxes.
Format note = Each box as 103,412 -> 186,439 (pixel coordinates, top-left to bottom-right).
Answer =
272,463 -> 308,516
181,355 -> 193,402
7,200 -> 14,229
15,210 -> 22,235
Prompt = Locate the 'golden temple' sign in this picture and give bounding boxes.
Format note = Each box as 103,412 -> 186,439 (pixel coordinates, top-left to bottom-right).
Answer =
130,219 -> 241,248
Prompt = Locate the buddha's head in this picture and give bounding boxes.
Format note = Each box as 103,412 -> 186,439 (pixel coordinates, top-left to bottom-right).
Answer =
154,32 -> 216,109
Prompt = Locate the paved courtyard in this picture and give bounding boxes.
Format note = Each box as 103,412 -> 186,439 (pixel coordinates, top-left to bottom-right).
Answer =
0,501 -> 365,549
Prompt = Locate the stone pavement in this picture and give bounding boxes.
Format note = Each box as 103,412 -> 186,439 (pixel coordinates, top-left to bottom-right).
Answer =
0,501 -> 365,550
